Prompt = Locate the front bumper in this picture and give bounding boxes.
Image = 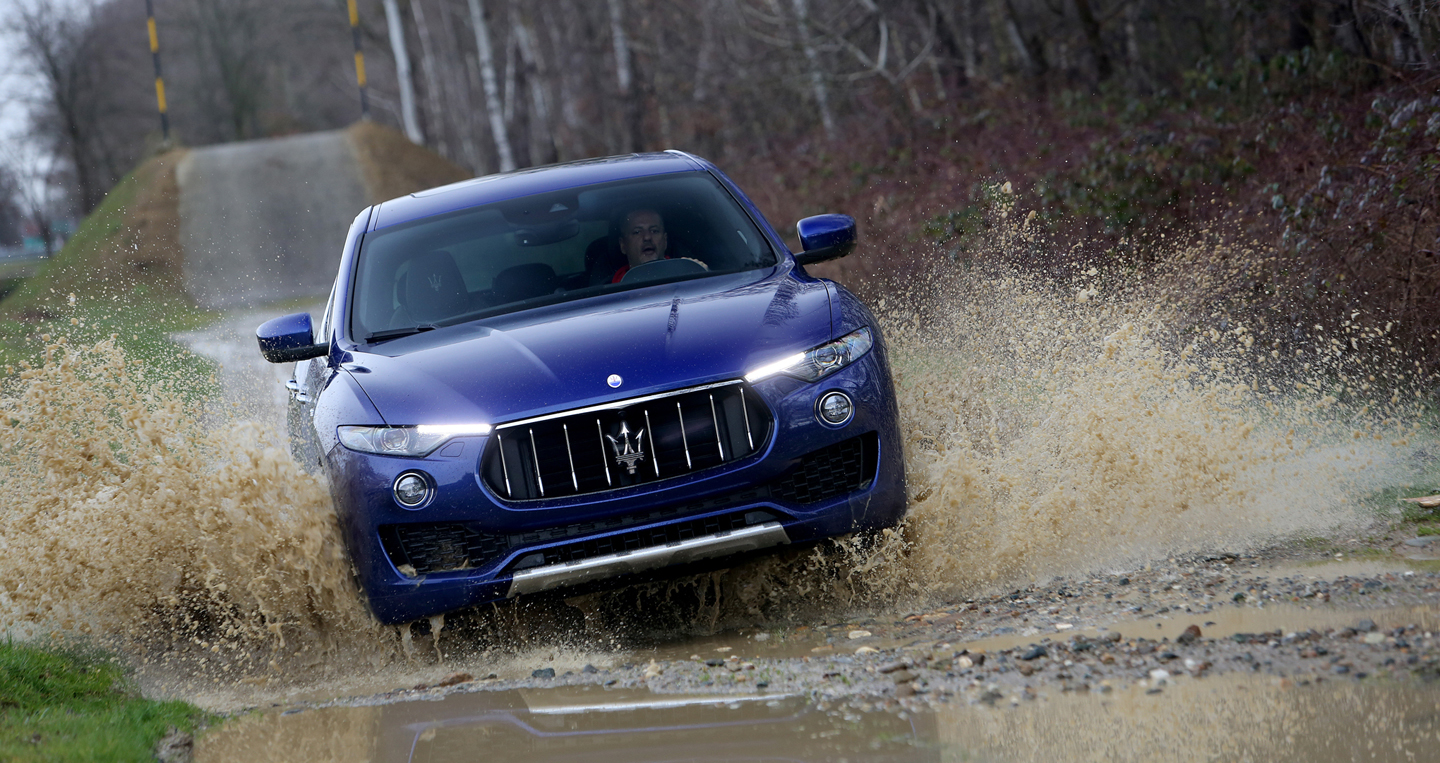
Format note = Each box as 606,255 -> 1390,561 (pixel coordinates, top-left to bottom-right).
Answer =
324,350 -> 905,624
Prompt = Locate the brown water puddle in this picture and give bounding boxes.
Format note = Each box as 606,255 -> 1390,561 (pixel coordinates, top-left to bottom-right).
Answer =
195,673 -> 1440,762
194,687 -> 934,762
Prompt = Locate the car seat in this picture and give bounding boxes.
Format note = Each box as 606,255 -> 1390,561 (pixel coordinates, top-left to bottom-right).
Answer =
585,236 -> 627,286
403,250 -> 469,323
493,262 -> 559,303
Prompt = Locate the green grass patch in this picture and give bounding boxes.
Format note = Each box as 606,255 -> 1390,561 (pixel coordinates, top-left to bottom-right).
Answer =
0,641 -> 210,762
0,150 -> 219,396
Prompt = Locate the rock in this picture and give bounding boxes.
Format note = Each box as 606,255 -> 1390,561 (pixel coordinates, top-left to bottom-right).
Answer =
1403,537 -> 1435,547
1333,664 -> 1350,674
582,664 -> 599,674
1055,623 -> 1074,630
979,689 -> 1005,705
436,672 -> 473,687
1148,669 -> 1171,685
643,660 -> 664,679
1119,577 -> 1130,585
1020,645 -> 1047,661
1177,624 -> 1202,645
531,668 -> 555,679
1158,652 -> 1179,662
855,645 -> 880,655
155,727 -> 194,763
889,669 -> 918,684
1357,619 -> 1377,632
1102,631 -> 1123,643
957,655 -> 974,669
705,659 -> 725,667
1018,664 -> 1036,677
753,633 -> 770,641
1364,632 -> 1386,645
878,660 -> 910,674
848,629 -> 873,640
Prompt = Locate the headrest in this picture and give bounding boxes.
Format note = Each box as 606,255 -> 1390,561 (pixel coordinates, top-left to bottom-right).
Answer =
493,262 -> 558,303
404,250 -> 467,322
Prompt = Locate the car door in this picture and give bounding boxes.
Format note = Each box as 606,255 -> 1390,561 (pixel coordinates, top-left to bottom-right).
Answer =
286,288 -> 336,473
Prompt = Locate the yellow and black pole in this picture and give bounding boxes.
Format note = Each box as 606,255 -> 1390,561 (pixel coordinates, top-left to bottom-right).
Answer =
144,0 -> 169,141
347,0 -> 370,119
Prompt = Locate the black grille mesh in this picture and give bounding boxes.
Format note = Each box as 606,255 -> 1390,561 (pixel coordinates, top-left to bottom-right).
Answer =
381,434 -> 878,576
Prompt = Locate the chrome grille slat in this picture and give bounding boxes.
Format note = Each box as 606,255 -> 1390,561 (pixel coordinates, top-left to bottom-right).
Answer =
481,382 -> 772,502
528,428 -> 545,497
563,424 -> 578,491
709,393 -> 724,461
497,433 -> 512,498
596,419 -> 612,487
676,401 -> 692,470
644,409 -> 659,477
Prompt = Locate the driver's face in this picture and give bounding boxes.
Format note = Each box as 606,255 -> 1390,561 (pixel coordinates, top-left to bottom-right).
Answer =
619,210 -> 667,267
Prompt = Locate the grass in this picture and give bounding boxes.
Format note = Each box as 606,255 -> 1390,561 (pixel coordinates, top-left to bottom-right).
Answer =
0,641 -> 210,762
0,149 -> 218,395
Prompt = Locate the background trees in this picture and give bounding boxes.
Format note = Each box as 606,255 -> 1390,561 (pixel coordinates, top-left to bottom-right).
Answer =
6,0 -> 1436,205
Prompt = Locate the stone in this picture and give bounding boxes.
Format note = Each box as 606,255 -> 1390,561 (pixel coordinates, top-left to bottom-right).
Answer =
705,659 -> 725,667
1158,652 -> 1179,662
1148,669 -> 1171,685
154,728 -> 194,763
1020,645 -> 1047,661
1177,624 -> 1202,645
848,630 -> 873,639
1403,537 -> 1435,547
855,646 -> 880,655
436,672 -> 473,687
1364,632 -> 1386,645
878,661 -> 910,674
643,660 -> 664,679
889,669 -> 918,684
582,664 -> 599,674
1357,619 -> 1377,632
957,655 -> 974,669
753,633 -> 770,641
1102,631 -> 1123,643
531,668 -> 555,679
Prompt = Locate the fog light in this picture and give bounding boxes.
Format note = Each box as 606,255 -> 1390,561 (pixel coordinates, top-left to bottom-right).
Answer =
817,391 -> 853,425
393,472 -> 433,508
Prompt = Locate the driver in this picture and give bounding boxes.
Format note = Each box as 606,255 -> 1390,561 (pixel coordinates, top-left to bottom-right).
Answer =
611,208 -> 669,282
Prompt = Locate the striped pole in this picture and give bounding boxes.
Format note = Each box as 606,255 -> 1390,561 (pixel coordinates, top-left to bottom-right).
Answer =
347,0 -> 370,119
144,0 -> 169,141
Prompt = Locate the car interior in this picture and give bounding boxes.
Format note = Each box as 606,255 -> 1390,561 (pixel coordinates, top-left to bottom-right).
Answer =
350,172 -> 777,341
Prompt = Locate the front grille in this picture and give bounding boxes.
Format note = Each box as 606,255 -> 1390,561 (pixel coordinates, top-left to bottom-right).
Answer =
383,433 -> 878,577
481,381 -> 772,501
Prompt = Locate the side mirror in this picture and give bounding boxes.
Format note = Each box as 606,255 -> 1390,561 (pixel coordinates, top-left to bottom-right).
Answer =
256,313 -> 327,363
794,214 -> 857,266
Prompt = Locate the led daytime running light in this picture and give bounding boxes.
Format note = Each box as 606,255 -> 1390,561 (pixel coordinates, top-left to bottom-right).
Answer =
338,423 -> 491,457
744,327 -> 873,383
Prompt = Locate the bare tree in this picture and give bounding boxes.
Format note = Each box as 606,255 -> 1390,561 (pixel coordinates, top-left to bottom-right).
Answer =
468,0 -> 517,171
382,0 -> 424,144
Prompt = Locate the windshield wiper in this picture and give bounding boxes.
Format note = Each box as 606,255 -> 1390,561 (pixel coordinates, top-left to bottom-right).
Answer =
365,324 -> 439,343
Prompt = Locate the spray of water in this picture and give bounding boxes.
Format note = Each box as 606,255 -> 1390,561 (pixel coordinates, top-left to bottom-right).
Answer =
0,222 -> 1432,705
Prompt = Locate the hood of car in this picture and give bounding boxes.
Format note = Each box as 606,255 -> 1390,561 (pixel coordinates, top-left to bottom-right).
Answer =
345,271 -> 832,426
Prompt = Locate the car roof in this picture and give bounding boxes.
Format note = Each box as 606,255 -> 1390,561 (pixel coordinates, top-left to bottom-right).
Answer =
369,151 -> 708,230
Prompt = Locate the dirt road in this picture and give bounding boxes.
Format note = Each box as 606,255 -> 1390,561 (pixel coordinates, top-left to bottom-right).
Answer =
177,130 -> 368,310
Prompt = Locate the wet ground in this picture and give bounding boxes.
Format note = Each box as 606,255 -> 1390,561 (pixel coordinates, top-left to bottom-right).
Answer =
165,298 -> 1440,760
188,550 -> 1440,761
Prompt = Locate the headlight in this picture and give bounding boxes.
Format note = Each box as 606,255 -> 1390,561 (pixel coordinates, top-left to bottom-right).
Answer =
745,327 -> 873,383
337,423 -> 491,457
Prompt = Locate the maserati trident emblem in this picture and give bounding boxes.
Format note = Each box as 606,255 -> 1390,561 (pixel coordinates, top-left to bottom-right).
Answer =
428,273 -> 442,292
605,420 -> 646,474
606,374 -> 622,388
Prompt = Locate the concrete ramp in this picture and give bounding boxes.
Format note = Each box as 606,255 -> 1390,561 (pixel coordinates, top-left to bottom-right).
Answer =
177,130 -> 369,309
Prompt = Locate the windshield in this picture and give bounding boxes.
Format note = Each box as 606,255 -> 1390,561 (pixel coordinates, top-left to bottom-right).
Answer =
349,171 -> 777,342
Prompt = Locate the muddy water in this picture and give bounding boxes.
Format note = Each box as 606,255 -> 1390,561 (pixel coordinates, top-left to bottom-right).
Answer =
1,250 -> 1435,711
195,673 -> 1440,762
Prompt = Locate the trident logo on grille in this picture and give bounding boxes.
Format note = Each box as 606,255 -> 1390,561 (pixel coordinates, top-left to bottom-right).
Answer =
605,419 -> 646,475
